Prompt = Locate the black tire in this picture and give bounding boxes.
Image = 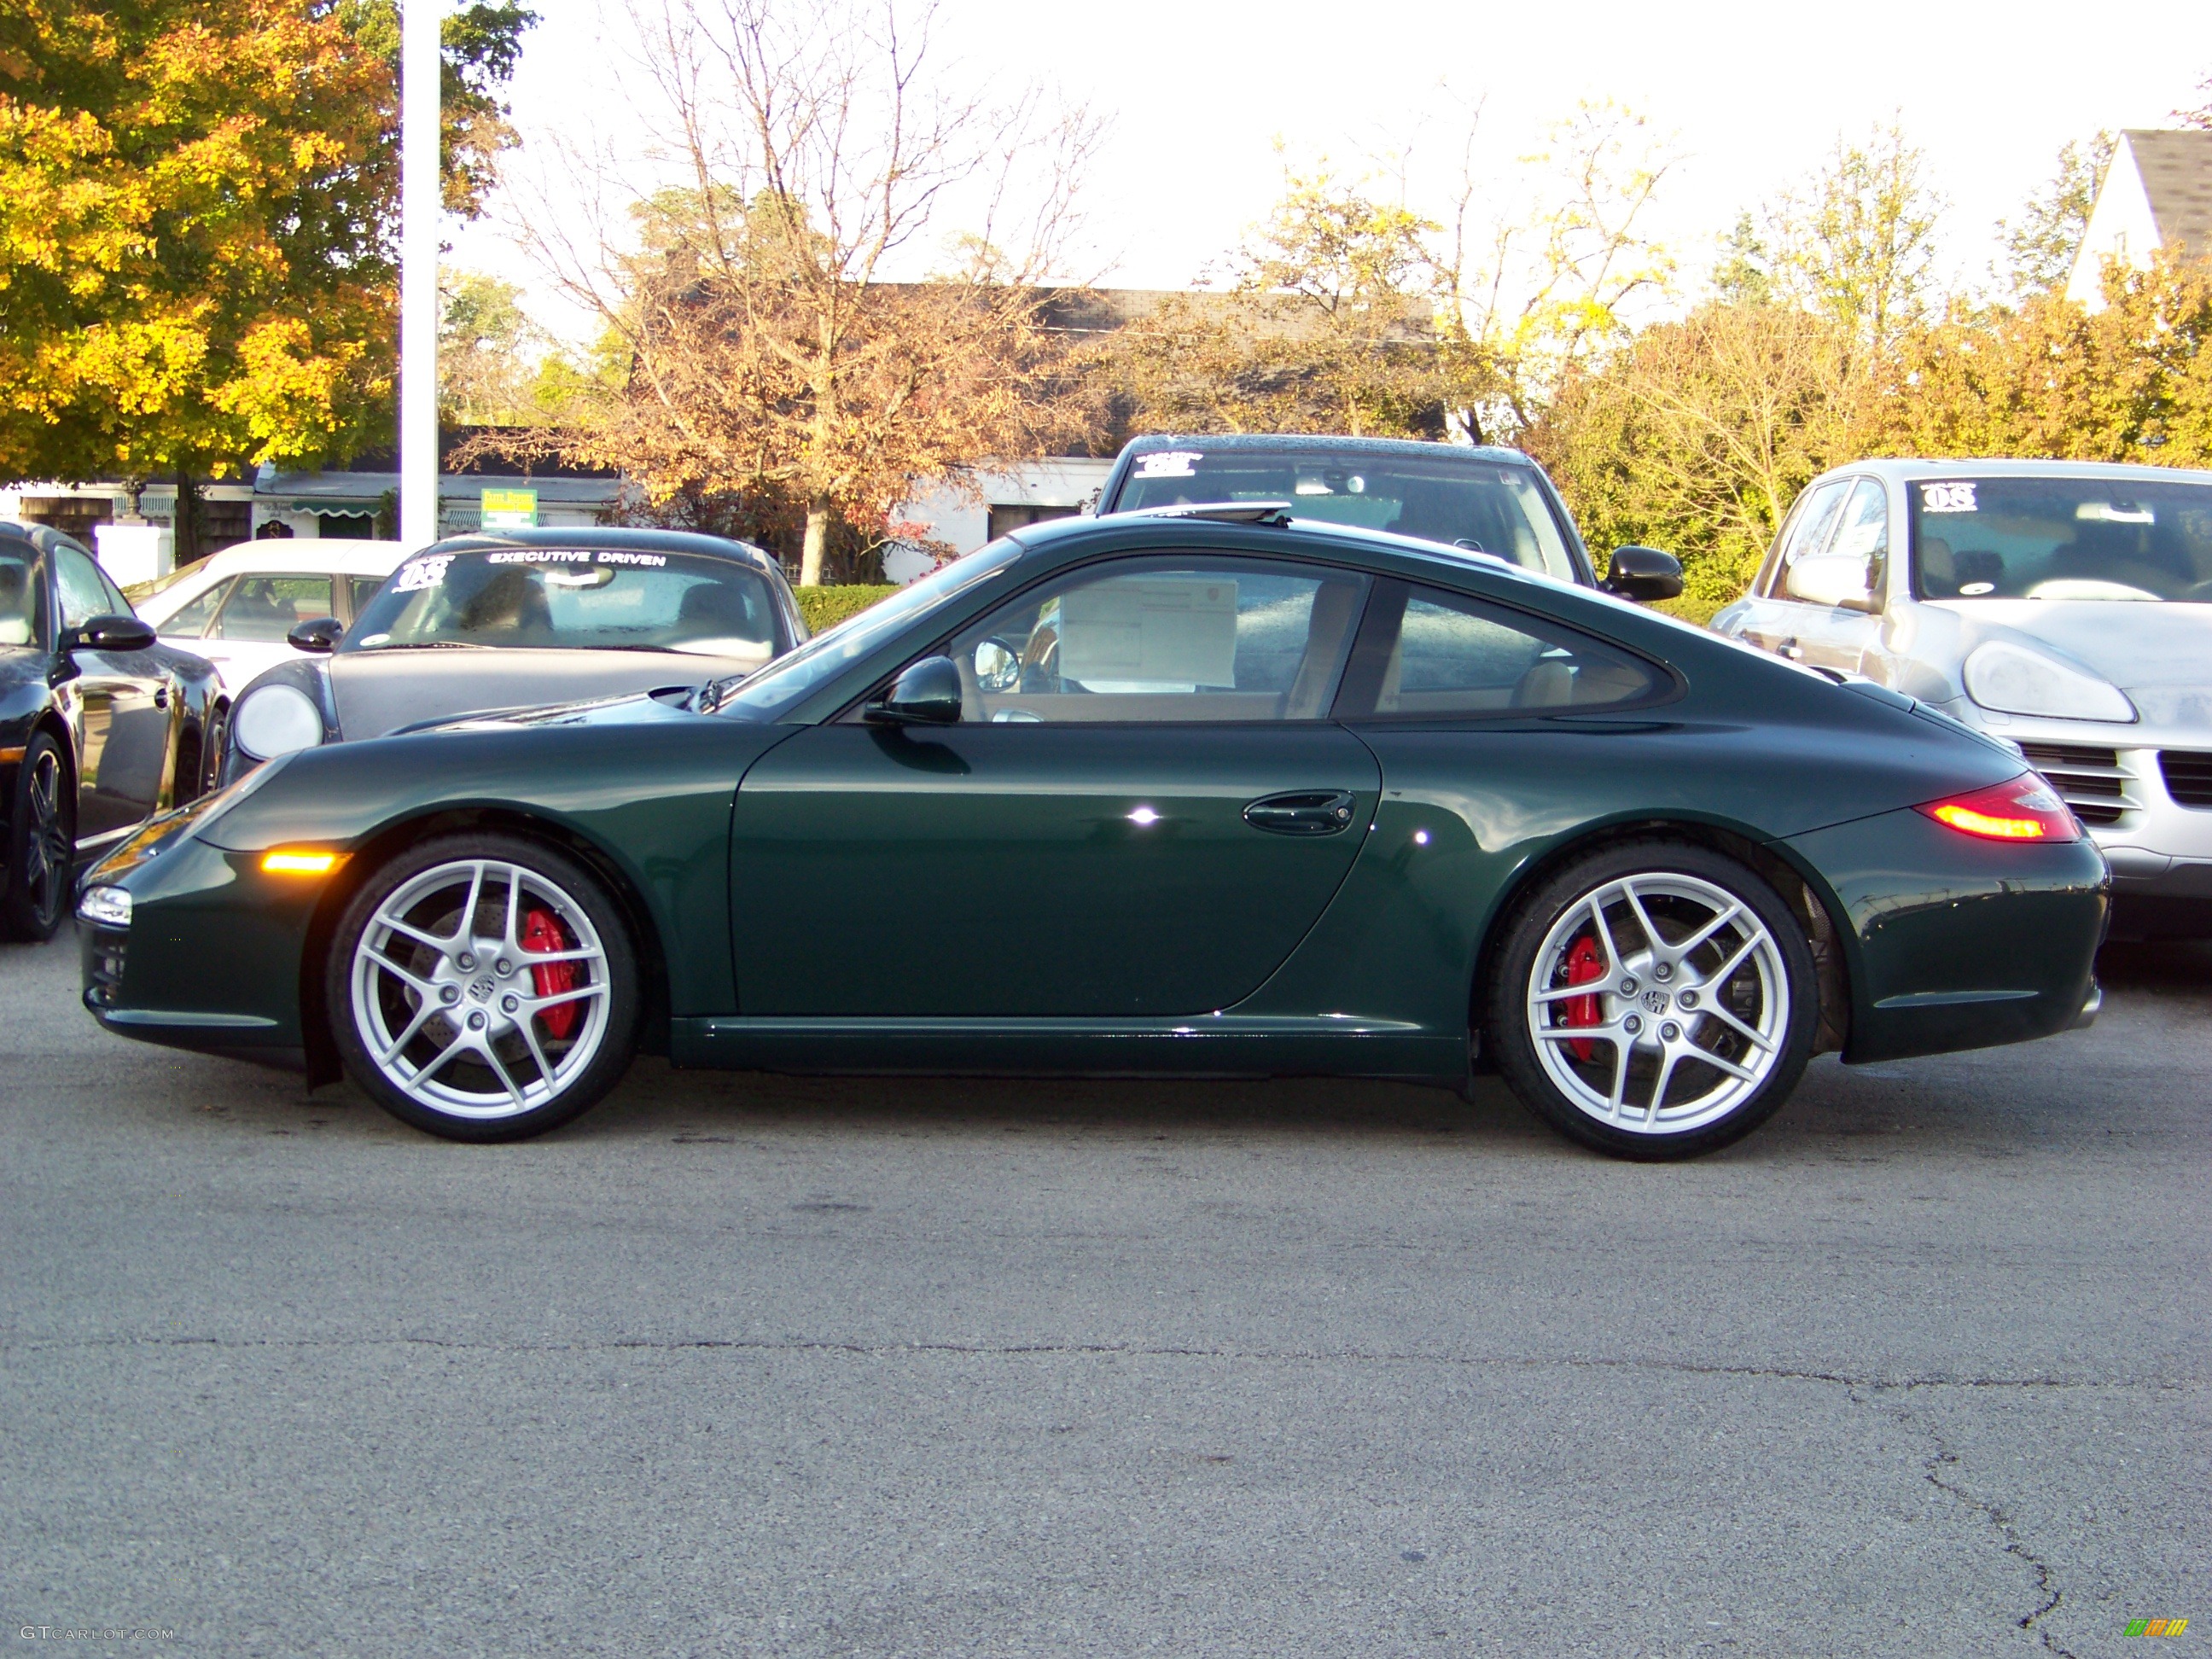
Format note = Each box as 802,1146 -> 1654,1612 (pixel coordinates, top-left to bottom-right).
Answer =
192,701 -> 228,800
1485,841 -> 1819,1161
326,832 -> 640,1142
3,732 -> 75,942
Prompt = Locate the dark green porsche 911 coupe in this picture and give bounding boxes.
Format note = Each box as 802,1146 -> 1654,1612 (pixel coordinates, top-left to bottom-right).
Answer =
77,506 -> 2106,1159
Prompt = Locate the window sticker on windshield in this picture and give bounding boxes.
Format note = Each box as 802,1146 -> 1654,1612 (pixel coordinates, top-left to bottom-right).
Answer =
594,550 -> 667,567
392,555 -> 453,592
1921,482 -> 1977,514
1133,451 -> 1202,480
484,549 -> 668,568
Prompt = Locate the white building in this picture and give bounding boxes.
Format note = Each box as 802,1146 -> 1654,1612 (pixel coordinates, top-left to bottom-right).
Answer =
884,456 -> 1116,583
2066,128 -> 2212,306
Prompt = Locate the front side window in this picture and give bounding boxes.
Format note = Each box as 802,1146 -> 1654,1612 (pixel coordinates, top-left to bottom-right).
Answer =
346,547 -> 782,663
1112,450 -> 1580,582
214,575 -> 335,642
1340,582 -> 1664,718
1784,478 -> 1888,605
55,546 -> 118,631
1911,475 -> 2212,602
931,556 -> 1370,723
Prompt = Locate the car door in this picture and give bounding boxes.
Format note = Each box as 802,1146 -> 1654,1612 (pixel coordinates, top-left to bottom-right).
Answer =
150,575 -> 235,682
728,553 -> 1382,1016
202,572 -> 336,691
1784,478 -> 1890,674
1727,478 -> 1853,663
53,544 -> 169,840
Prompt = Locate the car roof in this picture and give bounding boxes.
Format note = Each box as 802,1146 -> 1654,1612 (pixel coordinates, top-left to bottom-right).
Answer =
426,527 -> 779,572
1115,432 -> 1540,469
188,538 -> 411,579
1827,457 -> 2212,486
1008,501 -> 1580,594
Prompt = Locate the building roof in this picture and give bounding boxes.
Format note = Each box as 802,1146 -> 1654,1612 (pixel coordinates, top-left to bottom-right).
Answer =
2121,128 -> 2212,259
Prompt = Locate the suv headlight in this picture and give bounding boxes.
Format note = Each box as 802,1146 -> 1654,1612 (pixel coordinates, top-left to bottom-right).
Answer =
1963,641 -> 2136,724
233,684 -> 326,760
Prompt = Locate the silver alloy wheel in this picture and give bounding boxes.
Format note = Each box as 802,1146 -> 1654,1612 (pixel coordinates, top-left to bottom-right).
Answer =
1524,870 -> 1788,1136
349,857 -> 611,1121
22,748 -> 69,930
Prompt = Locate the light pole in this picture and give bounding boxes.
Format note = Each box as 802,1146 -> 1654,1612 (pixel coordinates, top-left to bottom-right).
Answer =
399,0 -> 439,549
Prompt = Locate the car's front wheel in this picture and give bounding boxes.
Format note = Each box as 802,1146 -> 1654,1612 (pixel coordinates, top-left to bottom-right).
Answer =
2,732 -> 73,942
328,834 -> 638,1141
1487,841 -> 1818,1160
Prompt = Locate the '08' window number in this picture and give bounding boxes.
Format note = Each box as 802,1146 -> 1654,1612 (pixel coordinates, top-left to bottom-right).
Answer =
393,555 -> 453,592
1921,481 -> 1977,514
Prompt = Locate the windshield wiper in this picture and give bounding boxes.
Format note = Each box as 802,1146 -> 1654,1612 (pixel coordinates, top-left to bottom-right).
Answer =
358,639 -> 486,650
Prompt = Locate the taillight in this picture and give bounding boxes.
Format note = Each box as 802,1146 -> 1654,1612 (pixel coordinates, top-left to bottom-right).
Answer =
1915,774 -> 2081,843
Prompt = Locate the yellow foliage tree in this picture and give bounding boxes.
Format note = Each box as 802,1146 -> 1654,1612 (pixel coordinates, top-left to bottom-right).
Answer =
0,0 -> 398,488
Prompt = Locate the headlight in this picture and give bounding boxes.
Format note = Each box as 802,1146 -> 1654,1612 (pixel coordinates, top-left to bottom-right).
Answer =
1963,641 -> 2136,724
233,684 -> 326,760
78,886 -> 132,928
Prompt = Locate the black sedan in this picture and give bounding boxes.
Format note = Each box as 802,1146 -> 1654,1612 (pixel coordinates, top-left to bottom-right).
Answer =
82,507 -> 2105,1158
1,520 -> 222,940
219,528 -> 805,778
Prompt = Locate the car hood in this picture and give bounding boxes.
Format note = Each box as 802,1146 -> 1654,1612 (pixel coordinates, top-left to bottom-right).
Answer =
327,645 -> 768,739
1933,599 -> 2212,725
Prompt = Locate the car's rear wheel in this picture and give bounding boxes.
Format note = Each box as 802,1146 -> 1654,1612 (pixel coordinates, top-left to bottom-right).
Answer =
328,834 -> 638,1141
3,733 -> 74,942
1487,841 -> 1817,1160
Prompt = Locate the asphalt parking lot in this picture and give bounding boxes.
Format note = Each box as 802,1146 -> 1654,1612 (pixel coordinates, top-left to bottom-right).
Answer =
3,925 -> 2207,1658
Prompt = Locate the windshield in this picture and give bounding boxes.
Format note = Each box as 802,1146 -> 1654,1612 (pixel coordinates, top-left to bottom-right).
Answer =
1109,448 -> 1580,582
702,538 -> 1024,719
1912,476 -> 2212,602
0,546 -> 38,649
346,547 -> 783,661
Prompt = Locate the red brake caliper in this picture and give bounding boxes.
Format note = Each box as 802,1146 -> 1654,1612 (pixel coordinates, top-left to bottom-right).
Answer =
1560,935 -> 1605,1062
522,907 -> 579,1040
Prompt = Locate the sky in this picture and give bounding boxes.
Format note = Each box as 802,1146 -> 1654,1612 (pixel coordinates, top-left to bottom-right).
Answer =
452,0 -> 2212,346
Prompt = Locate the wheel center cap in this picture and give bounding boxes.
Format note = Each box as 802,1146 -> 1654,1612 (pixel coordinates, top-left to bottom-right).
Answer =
469,975 -> 495,1003
1642,988 -> 1671,1016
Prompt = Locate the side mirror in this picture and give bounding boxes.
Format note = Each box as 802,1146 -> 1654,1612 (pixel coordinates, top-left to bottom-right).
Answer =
1784,554 -> 1877,612
73,613 -> 157,653
288,616 -> 345,653
1602,546 -> 1684,602
864,655 -> 964,725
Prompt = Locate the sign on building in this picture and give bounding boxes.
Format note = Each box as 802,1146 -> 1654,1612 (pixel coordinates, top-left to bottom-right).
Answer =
480,486 -> 538,530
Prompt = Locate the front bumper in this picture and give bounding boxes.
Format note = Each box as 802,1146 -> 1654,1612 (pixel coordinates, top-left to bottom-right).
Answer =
1980,724 -> 2212,934
78,831 -> 323,1065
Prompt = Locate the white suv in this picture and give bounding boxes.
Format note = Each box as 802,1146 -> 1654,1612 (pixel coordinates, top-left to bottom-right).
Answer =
133,539 -> 408,696
1710,458 -> 2212,940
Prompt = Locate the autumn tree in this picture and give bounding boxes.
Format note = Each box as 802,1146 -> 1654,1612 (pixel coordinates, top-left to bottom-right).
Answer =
1863,250 -> 2212,467
516,0 -> 1098,585
1995,132 -> 2115,300
0,0 -> 398,498
341,0 -> 539,219
1528,303 -> 1851,609
1111,159 -> 1470,439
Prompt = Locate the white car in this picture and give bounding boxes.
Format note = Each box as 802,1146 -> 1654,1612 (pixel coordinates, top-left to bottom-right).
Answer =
133,539 -> 409,697
1711,458 -> 2212,939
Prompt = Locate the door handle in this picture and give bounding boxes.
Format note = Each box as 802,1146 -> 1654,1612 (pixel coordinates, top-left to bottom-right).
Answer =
1243,789 -> 1358,836
154,686 -> 169,708
1776,637 -> 1805,661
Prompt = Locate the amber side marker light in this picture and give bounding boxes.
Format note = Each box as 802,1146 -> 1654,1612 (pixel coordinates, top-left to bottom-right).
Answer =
1915,775 -> 2081,844
261,849 -> 345,876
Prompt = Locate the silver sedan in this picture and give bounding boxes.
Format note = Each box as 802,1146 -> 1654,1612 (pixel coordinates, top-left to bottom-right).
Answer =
1711,458 -> 2212,938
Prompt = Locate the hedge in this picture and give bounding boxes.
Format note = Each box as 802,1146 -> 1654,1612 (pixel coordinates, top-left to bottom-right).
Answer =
795,584 -> 898,635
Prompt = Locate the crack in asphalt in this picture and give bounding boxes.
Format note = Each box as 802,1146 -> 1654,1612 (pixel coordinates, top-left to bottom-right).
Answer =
1918,1438 -> 2076,1658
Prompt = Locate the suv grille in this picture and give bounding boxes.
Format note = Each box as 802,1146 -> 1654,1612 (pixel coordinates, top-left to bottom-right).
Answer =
2019,742 -> 2131,827
2160,750 -> 2212,809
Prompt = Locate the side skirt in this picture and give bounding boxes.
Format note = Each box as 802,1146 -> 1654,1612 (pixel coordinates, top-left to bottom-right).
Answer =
670,1013 -> 1464,1084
